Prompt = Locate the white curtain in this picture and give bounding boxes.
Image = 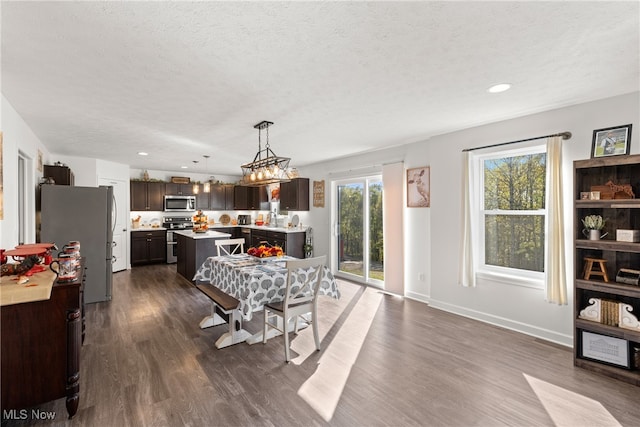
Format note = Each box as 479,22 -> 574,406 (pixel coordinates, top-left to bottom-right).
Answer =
383,162 -> 404,295
459,151 -> 476,287
545,136 -> 567,304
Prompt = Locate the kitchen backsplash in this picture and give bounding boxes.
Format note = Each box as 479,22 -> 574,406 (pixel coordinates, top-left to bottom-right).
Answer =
129,210 -> 308,229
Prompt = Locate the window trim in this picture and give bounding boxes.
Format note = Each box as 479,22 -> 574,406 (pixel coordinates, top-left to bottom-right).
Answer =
474,144 -> 547,288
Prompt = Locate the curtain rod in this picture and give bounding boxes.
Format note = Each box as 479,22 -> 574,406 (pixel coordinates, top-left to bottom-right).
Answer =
462,131 -> 572,152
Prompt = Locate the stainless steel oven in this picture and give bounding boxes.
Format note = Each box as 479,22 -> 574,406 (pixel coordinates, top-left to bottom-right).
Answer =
163,216 -> 193,264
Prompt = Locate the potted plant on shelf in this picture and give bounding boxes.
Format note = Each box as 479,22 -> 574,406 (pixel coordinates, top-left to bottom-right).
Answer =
582,215 -> 608,240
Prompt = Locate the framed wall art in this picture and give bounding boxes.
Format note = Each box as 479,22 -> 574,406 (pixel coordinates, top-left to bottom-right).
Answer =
313,180 -> 325,208
407,166 -> 430,207
591,124 -> 632,158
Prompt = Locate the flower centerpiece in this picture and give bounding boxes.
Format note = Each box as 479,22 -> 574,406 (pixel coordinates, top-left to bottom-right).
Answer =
582,215 -> 608,240
247,244 -> 284,258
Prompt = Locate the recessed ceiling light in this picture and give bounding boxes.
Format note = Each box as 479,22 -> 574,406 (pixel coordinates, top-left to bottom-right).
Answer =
487,83 -> 511,93
137,152 -> 149,156
181,165 -> 188,169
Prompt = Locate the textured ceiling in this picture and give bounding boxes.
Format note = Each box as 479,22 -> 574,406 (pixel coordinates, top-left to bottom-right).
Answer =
2,1 -> 639,176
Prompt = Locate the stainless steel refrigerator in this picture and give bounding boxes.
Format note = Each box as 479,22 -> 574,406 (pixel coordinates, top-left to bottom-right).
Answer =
40,185 -> 114,303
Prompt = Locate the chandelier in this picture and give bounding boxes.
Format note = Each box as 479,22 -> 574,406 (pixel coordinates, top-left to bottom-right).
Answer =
241,121 -> 291,186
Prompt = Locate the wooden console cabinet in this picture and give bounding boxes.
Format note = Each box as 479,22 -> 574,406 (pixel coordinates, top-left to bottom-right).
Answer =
1,266 -> 85,419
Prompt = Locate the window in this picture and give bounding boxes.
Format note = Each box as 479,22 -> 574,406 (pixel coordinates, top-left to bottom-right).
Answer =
475,145 -> 547,284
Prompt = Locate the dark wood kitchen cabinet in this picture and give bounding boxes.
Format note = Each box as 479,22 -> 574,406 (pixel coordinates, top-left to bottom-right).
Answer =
130,181 -> 165,211
43,164 -> 74,186
165,182 -> 195,196
234,185 -> 268,210
195,184 -> 235,210
131,230 -> 166,265
194,184 -> 209,210
251,228 -> 305,258
280,178 -> 309,211
1,268 -> 84,419
210,184 -> 235,210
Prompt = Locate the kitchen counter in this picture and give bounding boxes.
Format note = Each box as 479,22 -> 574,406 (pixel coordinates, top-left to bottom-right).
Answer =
0,268 -> 57,306
173,229 -> 231,239
208,224 -> 307,234
132,226 -> 167,232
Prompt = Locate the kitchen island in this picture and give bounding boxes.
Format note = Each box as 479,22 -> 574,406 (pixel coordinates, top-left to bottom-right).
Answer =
174,229 -> 232,281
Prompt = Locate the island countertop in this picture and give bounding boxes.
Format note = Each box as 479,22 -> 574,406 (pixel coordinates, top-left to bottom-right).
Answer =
173,230 -> 232,239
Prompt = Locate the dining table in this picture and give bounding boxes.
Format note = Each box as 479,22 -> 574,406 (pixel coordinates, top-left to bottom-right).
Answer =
193,254 -> 340,348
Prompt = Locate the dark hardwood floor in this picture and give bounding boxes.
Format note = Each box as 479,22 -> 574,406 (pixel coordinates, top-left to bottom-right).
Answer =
5,263 -> 640,426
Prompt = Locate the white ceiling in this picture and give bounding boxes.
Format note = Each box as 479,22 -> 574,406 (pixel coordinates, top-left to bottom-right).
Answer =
2,1 -> 639,176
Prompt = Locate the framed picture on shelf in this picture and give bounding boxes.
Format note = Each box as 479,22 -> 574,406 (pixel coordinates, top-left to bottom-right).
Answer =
580,331 -> 631,369
591,124 -> 632,158
407,166 -> 430,207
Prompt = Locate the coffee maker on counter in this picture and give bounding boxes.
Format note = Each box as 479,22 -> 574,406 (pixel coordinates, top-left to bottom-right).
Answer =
237,215 -> 251,225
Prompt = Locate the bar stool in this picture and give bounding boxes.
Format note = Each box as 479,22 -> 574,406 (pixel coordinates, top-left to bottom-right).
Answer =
583,257 -> 609,282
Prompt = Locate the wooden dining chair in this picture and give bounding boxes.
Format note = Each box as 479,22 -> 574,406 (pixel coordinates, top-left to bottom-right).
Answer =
263,255 -> 326,363
215,238 -> 245,256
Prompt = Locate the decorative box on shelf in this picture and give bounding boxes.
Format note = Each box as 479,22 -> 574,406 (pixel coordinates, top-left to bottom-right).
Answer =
581,331 -> 631,369
616,229 -> 640,242
616,268 -> 640,286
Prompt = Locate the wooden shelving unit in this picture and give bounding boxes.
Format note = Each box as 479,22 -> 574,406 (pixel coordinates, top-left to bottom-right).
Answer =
573,154 -> 640,386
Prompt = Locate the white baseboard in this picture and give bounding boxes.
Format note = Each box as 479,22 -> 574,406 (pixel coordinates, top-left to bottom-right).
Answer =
404,293 -> 572,348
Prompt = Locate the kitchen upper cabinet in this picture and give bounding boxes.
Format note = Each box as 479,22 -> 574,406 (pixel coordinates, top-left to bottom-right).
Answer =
43,164 -> 74,186
165,183 -> 195,196
280,178 -> 309,211
194,184 -> 209,210
194,184 -> 235,210
234,185 -> 268,210
210,184 -> 234,210
130,181 -> 165,211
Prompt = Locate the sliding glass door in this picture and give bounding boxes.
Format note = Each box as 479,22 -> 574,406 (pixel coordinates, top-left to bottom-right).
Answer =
335,176 -> 384,286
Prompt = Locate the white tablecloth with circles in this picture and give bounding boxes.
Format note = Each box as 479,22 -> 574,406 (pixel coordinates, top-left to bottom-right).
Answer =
193,254 -> 340,321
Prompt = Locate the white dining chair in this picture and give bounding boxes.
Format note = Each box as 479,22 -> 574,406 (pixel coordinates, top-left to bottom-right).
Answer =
263,255 -> 326,363
215,238 -> 245,256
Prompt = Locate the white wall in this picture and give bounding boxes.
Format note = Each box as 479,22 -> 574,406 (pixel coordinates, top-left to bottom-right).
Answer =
1,95 -> 51,248
428,92 -> 638,346
301,92 -> 639,347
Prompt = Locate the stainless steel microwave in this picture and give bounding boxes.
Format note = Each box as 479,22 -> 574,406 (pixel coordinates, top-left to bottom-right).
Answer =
164,195 -> 196,212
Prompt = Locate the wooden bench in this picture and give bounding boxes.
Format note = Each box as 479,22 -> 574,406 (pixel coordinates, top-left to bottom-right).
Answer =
195,283 -> 252,349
